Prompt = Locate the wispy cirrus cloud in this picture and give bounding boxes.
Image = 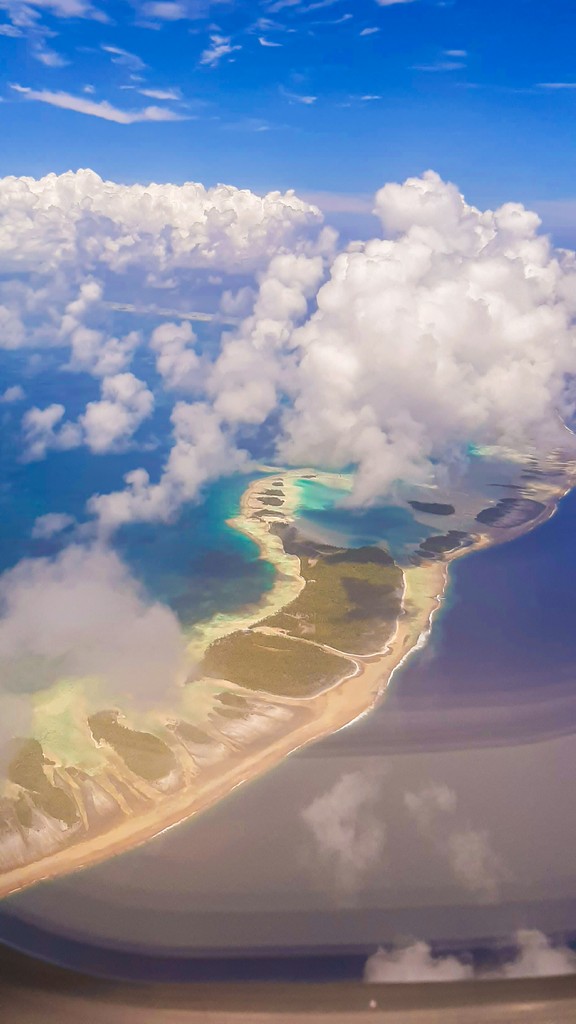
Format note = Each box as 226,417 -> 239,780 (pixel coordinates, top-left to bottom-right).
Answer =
538,81 -> 576,89
101,43 -> 147,71
138,85 -> 182,100
281,85 -> 317,104
10,84 -> 188,123
200,33 -> 241,66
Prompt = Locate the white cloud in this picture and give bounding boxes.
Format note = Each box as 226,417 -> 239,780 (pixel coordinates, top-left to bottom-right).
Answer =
87,402 -> 249,533
278,170 -> 576,504
142,1 -> 187,19
0,384 -> 24,403
79,373 -> 154,453
360,27 -> 380,35
31,512 -> 75,539
10,84 -> 187,124
150,321 -> 203,393
258,35 -> 282,46
22,404 -> 82,462
375,0 -> 417,6
0,543 -> 187,718
281,87 -> 317,104
138,86 -> 182,100
101,44 -> 147,71
22,373 -> 154,460
200,33 -> 240,66
404,784 -> 506,901
5,168 -> 576,526
0,23 -> 22,36
364,931 -> 576,984
365,941 -> 472,983
538,82 -> 576,89
0,169 -> 322,281
301,770 -> 386,894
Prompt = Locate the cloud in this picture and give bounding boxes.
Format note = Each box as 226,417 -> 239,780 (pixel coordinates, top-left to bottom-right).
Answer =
364,931 -> 576,983
0,169 -> 321,282
22,373 -> 154,460
278,170 -> 576,504
200,33 -> 241,66
301,770 -> 387,895
365,941 -> 472,983
101,44 -> 147,71
10,85 -> 187,123
404,784 -> 506,901
375,0 -> 417,6
22,404 -> 82,462
87,402 -> 249,533
4,168 -> 576,526
79,373 -> 154,453
281,87 -> 317,104
0,385 -> 24,403
0,543 -> 187,722
360,27 -> 380,35
142,1 -> 187,19
31,513 -> 76,540
138,86 -> 182,100
150,321 -> 203,393
538,82 -> 576,89
258,35 -> 282,46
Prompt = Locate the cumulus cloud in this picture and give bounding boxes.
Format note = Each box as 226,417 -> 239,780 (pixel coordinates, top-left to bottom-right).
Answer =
10,85 -> 187,124
364,930 -> 576,983
4,167 -> 576,527
22,373 -> 154,459
0,169 -> 322,279
79,373 -> 154,453
31,512 -> 76,540
0,384 -> 24,403
404,784 -> 506,901
22,404 -> 82,462
279,170 -> 576,503
301,770 -> 387,895
87,402 -> 249,533
150,321 -> 203,393
0,544 -> 187,729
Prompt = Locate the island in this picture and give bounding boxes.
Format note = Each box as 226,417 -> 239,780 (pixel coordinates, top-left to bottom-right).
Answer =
0,451 -> 574,899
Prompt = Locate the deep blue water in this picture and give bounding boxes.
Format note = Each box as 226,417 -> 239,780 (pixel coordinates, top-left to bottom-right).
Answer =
314,483 -> 576,756
0,347 -> 274,627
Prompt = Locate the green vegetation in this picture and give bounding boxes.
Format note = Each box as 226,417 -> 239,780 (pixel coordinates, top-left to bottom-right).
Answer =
409,500 -> 455,516
8,738 -> 78,826
202,630 -> 353,697
476,497 -> 545,527
89,711 -> 177,782
256,496 -> 283,507
171,721 -> 212,745
260,526 -> 403,654
414,530 -> 470,560
217,691 -> 249,709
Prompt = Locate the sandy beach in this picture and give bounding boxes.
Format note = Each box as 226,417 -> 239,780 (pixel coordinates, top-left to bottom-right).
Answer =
0,461 -> 572,899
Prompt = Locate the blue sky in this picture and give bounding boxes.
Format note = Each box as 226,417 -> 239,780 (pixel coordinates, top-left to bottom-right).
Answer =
0,0 -> 575,231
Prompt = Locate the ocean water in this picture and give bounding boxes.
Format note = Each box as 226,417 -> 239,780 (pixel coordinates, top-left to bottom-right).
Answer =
0,347 -> 274,627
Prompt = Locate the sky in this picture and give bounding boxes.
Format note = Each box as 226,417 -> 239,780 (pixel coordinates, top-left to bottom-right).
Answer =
0,0 -> 575,229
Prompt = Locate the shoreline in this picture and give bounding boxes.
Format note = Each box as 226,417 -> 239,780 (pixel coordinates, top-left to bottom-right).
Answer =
0,464 -> 573,900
